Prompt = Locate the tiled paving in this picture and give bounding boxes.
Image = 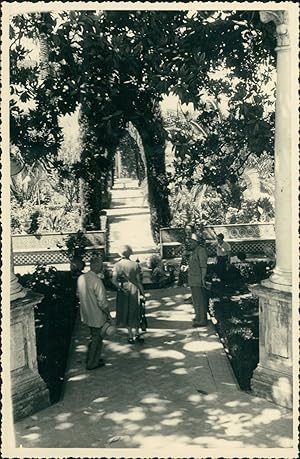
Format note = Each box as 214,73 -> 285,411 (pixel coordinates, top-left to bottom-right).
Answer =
14,286 -> 294,454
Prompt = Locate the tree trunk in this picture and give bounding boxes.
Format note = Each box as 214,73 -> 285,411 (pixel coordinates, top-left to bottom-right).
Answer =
133,111 -> 171,243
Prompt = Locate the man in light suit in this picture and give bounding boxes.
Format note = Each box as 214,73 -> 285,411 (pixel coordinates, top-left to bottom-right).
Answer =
77,256 -> 111,370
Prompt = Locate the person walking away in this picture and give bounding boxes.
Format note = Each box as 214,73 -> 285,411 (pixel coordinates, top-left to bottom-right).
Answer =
188,233 -> 209,327
77,256 -> 112,370
215,233 -> 231,281
112,245 -> 145,344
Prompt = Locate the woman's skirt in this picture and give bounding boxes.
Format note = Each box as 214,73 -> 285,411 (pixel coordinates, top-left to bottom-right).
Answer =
116,285 -> 141,328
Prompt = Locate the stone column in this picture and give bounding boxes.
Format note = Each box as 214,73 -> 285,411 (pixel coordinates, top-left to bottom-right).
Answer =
250,10 -> 295,409
260,10 -> 292,292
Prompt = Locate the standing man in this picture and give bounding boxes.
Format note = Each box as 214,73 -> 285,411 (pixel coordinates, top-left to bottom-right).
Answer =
77,256 -> 111,370
188,233 -> 209,327
215,233 -> 231,281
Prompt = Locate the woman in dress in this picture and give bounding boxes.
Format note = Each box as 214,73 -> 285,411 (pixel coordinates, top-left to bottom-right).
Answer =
112,245 -> 145,344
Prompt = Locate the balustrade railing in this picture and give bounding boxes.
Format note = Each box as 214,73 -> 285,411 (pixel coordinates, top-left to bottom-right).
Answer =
12,230 -> 107,266
160,223 -> 275,259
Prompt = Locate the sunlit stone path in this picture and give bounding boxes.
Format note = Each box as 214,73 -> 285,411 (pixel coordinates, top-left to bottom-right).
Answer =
14,286 -> 293,452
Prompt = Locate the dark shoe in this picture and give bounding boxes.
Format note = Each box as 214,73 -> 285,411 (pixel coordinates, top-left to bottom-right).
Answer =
86,361 -> 105,370
134,335 -> 144,344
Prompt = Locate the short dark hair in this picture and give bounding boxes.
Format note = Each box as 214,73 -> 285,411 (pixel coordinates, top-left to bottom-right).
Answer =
217,233 -> 224,240
90,256 -> 103,270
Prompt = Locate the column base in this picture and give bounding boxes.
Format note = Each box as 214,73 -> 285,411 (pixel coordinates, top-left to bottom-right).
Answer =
249,284 -> 293,410
11,292 -> 50,422
12,371 -> 50,422
261,268 -> 292,293
251,364 -> 292,409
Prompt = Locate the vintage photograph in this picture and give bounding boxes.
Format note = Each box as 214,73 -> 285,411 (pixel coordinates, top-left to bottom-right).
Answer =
1,1 -> 298,457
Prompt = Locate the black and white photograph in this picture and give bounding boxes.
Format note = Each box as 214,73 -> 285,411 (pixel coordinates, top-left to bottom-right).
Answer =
1,1 -> 299,457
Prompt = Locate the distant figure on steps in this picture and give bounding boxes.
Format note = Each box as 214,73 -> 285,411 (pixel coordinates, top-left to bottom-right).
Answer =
140,177 -> 148,207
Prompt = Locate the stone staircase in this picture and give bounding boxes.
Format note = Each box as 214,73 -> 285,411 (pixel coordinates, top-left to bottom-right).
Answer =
106,178 -> 159,285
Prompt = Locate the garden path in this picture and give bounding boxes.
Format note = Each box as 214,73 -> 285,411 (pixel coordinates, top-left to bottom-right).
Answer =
106,177 -> 158,264
14,286 -> 294,454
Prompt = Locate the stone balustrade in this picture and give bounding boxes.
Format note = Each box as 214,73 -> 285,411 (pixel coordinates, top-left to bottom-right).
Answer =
160,223 -> 275,259
12,230 -> 107,266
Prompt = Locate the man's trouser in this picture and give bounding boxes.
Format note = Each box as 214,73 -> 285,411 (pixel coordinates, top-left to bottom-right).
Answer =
190,286 -> 208,325
87,326 -> 103,369
216,256 -> 228,280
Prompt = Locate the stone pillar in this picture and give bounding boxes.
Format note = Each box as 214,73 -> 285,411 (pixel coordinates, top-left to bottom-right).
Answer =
10,158 -> 50,420
11,293 -> 50,421
250,10 -> 295,409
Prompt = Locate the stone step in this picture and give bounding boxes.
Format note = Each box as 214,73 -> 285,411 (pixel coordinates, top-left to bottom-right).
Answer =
111,189 -> 144,198
113,179 -> 140,189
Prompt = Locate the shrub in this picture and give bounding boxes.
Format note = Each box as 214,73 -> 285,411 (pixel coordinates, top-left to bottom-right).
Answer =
18,265 -> 78,403
64,230 -> 90,260
209,293 -> 259,390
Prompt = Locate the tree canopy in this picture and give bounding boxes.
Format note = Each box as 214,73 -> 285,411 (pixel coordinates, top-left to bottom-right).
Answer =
9,9 -> 277,234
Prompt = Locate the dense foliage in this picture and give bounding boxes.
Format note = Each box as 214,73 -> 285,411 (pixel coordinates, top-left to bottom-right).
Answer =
10,10 -> 277,236
209,293 -> 259,390
117,132 -> 146,181
18,266 -> 79,402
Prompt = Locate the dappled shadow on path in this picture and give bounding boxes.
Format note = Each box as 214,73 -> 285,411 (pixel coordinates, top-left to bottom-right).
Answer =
15,287 -> 293,450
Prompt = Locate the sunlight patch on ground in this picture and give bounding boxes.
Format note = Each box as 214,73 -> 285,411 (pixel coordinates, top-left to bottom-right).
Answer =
147,329 -> 176,337
141,348 -> 185,360
27,425 -> 40,431
92,396 -> 109,403
249,408 -> 282,425
105,407 -> 146,422
123,422 -> 140,432
166,410 -> 185,418
172,367 -> 188,375
154,310 -> 191,320
161,417 -> 183,426
277,436 -> 293,447
150,405 -> 167,413
140,396 -> 162,404
54,422 -> 74,430
141,425 -> 162,433
67,373 -> 90,382
188,393 -> 204,403
173,361 -> 184,366
192,436 -> 245,447
21,432 -> 40,441
106,341 -> 133,354
133,433 -> 191,449
55,412 -> 72,422
183,340 -> 221,352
